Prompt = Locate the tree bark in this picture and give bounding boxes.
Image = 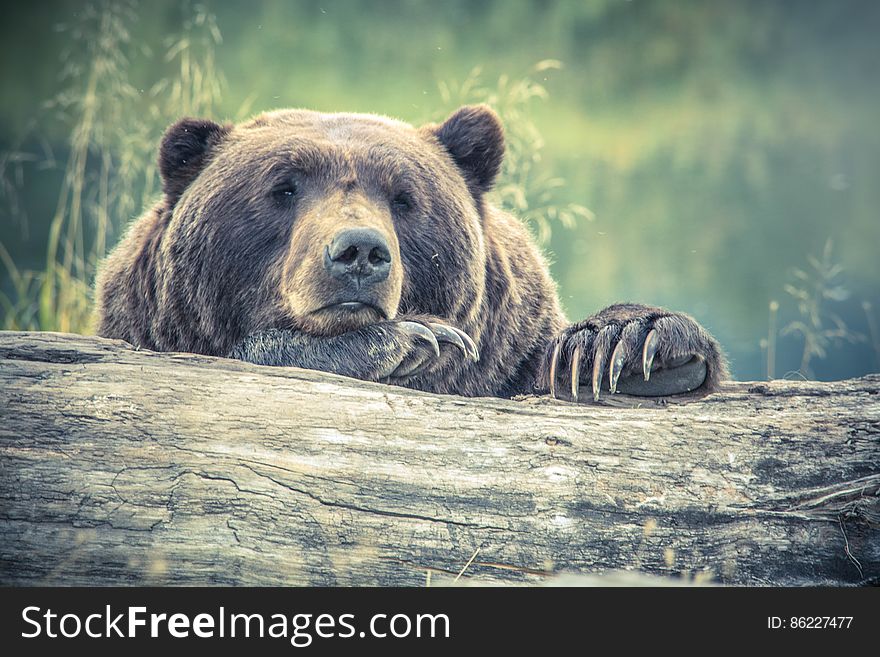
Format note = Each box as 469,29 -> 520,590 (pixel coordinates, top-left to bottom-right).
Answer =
0,331 -> 877,586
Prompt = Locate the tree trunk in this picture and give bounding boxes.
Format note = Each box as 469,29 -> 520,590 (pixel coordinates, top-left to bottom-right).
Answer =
0,331 -> 877,586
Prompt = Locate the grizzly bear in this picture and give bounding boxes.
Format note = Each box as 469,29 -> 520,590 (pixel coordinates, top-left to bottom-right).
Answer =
95,105 -> 726,400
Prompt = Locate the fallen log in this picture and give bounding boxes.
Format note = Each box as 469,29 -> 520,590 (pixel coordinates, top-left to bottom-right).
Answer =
0,331 -> 877,586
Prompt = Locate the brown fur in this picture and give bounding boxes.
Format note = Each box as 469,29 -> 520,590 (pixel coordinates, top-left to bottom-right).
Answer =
95,105 -> 725,398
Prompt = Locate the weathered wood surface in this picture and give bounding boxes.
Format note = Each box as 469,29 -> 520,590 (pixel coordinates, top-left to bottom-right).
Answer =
0,331 -> 878,586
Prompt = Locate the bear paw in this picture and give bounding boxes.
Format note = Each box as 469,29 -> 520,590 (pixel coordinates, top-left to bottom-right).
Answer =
544,305 -> 724,401
380,320 -> 479,382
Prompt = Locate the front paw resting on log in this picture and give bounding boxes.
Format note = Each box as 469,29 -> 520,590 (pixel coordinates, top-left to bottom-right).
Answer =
543,303 -> 726,401
229,319 -> 478,384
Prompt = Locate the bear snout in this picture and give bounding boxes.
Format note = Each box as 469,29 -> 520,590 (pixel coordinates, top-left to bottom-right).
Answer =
323,227 -> 392,288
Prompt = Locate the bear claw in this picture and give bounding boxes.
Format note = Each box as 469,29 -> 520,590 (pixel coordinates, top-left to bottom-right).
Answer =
390,320 -> 480,380
548,311 -> 716,401
591,341 -> 611,402
549,340 -> 562,399
609,340 -> 627,394
397,321 -> 440,358
429,323 -> 480,362
642,328 -> 659,381
570,345 -> 581,402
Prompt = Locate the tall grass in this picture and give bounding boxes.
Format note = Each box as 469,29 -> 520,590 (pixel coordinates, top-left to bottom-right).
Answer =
0,0 -> 224,333
39,1 -> 139,333
779,239 -> 864,378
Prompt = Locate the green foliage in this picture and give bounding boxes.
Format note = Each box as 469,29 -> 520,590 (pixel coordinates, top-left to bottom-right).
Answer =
438,61 -> 594,243
149,3 -> 226,118
1,0 -> 225,332
0,241 -> 42,330
1,0 -> 878,380
38,0 -> 143,332
780,240 -> 864,377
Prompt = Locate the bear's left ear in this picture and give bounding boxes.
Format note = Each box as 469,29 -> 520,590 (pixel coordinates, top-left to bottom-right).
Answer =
159,118 -> 231,205
427,104 -> 505,195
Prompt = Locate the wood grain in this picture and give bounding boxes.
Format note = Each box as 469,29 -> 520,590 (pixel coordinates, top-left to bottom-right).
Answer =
1,331 -> 877,586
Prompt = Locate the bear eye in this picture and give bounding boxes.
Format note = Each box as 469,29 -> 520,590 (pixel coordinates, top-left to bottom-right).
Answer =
392,192 -> 413,213
271,180 -> 298,201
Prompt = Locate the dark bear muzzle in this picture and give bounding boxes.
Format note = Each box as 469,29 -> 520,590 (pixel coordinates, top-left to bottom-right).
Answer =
323,227 -> 392,288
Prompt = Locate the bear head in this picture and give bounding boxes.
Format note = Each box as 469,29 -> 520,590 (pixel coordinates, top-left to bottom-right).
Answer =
157,105 -> 505,349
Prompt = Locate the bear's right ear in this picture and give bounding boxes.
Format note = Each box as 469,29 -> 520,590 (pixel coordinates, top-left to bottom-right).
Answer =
159,118 -> 230,205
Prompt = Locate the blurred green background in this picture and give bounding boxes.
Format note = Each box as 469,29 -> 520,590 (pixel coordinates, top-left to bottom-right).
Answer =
2,0 -> 879,381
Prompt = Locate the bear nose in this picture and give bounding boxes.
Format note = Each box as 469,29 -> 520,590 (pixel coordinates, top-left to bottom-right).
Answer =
324,227 -> 392,286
